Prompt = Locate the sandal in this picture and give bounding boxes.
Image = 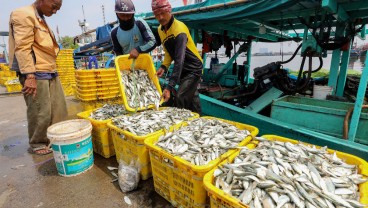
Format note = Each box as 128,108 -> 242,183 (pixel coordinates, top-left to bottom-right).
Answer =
31,146 -> 53,155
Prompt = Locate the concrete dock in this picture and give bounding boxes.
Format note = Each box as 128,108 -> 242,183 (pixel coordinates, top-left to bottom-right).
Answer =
0,87 -> 172,208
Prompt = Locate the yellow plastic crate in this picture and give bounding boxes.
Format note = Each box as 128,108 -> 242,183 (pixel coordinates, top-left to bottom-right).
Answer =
4,71 -> 14,77
75,69 -> 116,77
76,82 -> 119,91
77,91 -> 120,102
81,101 -> 104,111
76,77 -> 119,86
115,54 -> 163,112
77,110 -> 118,158
203,134 -> 368,208
5,83 -> 22,92
144,117 -> 259,208
107,109 -> 200,180
75,74 -> 116,81
77,86 -> 120,94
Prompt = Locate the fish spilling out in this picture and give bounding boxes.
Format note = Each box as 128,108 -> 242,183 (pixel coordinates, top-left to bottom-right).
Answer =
6,78 -> 20,84
156,118 -> 250,166
112,107 -> 194,136
121,69 -> 161,109
213,137 -> 368,208
89,104 -> 127,120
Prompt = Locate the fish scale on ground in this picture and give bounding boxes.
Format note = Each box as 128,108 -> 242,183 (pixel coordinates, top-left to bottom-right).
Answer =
121,69 -> 161,109
212,137 -> 368,208
112,107 -> 194,136
155,118 -> 251,166
89,104 -> 127,120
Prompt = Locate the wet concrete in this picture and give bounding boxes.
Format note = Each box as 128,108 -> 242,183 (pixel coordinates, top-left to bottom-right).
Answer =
0,86 -> 172,208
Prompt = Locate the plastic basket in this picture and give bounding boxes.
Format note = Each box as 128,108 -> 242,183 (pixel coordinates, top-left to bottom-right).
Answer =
77,91 -> 120,102
75,74 -> 117,81
75,69 -> 116,77
77,110 -> 117,158
203,134 -> 368,208
107,109 -> 200,180
76,82 -> 119,91
5,83 -> 22,92
81,101 -> 105,111
144,117 -> 259,208
115,54 -> 163,112
77,86 -> 120,94
76,77 -> 119,86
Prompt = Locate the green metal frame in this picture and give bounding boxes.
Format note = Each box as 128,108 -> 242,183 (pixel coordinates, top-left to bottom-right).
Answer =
348,51 -> 368,141
336,40 -> 351,96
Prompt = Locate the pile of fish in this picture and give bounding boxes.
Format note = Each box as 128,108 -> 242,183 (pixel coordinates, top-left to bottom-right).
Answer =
112,107 -> 194,136
213,137 -> 368,208
121,69 -> 161,109
156,118 -> 251,166
89,104 -> 127,120
6,78 -> 20,84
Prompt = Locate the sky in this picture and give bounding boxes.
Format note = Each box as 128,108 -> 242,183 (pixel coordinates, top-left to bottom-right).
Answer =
0,0 -> 182,47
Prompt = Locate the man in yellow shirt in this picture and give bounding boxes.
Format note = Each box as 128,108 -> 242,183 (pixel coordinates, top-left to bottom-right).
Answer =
8,0 -> 66,155
152,0 -> 202,114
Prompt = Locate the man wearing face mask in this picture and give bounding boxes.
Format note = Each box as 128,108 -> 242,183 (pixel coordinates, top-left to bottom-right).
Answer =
8,0 -> 67,155
111,0 -> 156,59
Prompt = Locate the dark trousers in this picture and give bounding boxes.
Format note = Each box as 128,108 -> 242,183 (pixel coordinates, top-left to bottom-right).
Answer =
175,74 -> 202,114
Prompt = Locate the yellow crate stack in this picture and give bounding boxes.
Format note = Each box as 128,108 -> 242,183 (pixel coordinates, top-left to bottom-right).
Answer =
77,109 -> 117,158
203,135 -> 368,208
56,49 -> 76,96
0,63 -> 17,87
75,69 -> 121,110
144,117 -> 258,208
107,109 -> 200,180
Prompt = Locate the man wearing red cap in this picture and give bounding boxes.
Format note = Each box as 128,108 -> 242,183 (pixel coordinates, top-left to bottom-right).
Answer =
153,0 -> 202,114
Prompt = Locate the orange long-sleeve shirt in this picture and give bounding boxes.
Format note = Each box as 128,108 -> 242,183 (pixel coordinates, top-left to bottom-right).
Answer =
8,4 -> 59,74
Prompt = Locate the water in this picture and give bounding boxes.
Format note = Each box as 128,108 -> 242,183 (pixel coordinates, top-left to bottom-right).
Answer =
206,54 -> 366,77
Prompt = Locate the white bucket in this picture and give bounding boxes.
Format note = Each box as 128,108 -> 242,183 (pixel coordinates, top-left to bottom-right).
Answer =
313,85 -> 333,100
47,119 -> 94,177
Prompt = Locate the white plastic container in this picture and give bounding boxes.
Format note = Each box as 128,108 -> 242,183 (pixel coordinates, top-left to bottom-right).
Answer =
47,119 -> 94,177
313,85 -> 333,100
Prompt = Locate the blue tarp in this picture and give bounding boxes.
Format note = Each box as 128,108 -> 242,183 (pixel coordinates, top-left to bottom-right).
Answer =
96,24 -> 113,41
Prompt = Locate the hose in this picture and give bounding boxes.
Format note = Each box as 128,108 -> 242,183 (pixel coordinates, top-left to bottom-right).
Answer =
278,44 -> 302,64
343,105 -> 368,139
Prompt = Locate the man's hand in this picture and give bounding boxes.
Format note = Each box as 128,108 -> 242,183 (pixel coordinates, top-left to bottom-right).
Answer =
22,74 -> 37,98
129,48 -> 139,59
161,89 -> 170,102
156,68 -> 165,77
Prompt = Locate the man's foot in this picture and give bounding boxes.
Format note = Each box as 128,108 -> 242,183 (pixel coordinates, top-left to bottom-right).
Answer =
31,146 -> 53,155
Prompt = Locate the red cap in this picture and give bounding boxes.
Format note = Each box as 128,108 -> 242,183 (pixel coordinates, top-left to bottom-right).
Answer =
152,0 -> 172,14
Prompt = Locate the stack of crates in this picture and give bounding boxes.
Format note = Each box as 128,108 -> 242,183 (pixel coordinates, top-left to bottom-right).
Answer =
56,49 -> 76,96
0,64 -> 17,87
203,135 -> 368,208
144,117 -> 258,207
5,78 -> 22,92
75,69 -> 121,110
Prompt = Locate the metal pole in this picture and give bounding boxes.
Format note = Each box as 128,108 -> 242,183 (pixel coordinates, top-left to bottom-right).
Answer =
336,40 -> 352,96
348,51 -> 368,141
